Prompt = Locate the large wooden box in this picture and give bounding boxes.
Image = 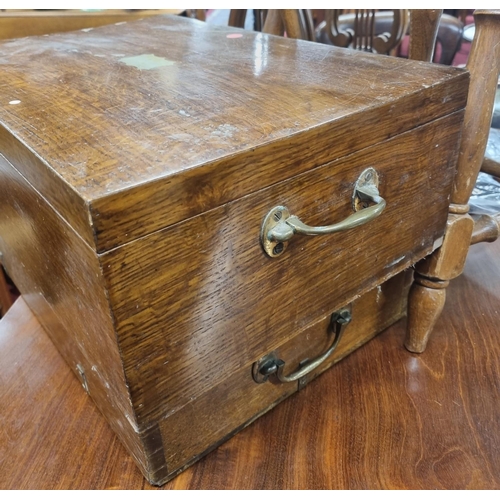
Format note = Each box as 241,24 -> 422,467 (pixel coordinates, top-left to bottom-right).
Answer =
0,16 -> 468,485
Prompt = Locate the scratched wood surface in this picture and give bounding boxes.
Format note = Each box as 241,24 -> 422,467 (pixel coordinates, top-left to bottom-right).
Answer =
101,112 -> 463,429
0,15 -> 468,251
0,153 -> 151,475
0,138 -> 419,482
0,12 -> 470,484
1,239 -> 499,489
0,10 -> 184,41
404,10 -> 500,355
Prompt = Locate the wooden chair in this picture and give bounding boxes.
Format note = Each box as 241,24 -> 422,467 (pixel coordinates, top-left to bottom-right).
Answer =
228,9 -> 315,40
261,9 -> 315,41
241,9 -> 500,354
396,10 -> 464,65
405,10 -> 500,352
184,10 -> 206,22
314,10 -> 462,64
228,10 -> 268,32
315,10 -> 409,54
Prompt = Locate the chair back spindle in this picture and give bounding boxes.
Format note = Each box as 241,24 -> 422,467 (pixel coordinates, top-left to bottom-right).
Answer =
452,10 -> 500,208
408,9 -> 442,62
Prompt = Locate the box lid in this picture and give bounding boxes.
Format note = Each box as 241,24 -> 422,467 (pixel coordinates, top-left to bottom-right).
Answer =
0,15 -> 468,253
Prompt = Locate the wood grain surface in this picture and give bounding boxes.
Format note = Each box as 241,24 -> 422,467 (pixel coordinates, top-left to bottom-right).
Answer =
0,134 -> 417,482
405,10 -> 500,354
0,153 -> 151,475
0,12 -> 470,484
1,239 -> 499,489
452,10 -> 500,206
0,10 -> 184,41
408,10 -> 442,62
0,15 -> 468,251
101,112 -> 463,428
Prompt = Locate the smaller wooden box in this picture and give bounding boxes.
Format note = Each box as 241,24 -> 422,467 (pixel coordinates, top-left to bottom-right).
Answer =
0,16 -> 467,485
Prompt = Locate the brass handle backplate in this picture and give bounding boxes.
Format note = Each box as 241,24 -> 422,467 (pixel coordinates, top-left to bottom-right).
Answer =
261,167 -> 385,258
252,306 -> 352,384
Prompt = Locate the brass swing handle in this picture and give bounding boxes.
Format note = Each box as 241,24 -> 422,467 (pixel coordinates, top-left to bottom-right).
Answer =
260,168 -> 385,257
252,307 -> 352,384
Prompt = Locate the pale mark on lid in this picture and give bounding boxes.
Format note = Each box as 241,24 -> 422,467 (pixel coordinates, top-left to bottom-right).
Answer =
211,123 -> 238,139
119,54 -> 175,70
9,100 -> 21,105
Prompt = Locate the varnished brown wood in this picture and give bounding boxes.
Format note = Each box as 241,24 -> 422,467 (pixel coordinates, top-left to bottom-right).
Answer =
0,9 -> 183,40
406,10 -> 500,353
279,9 -> 303,40
470,213 -> 500,244
43,111 -> 461,483
317,10 -> 409,55
0,155 -> 153,478
100,113 -> 463,428
406,214 -> 474,352
278,10 -> 315,41
0,298 -> 142,489
0,265 -> 12,316
2,240 -> 500,489
408,9 -> 442,62
0,16 -> 468,252
228,9 -> 247,28
415,214 -> 475,281
452,11 -> 500,205
262,9 -> 283,36
481,156 -> 500,178
405,279 -> 448,353
0,15 -> 469,485
157,270 -> 413,480
184,10 -> 206,22
262,9 -> 314,40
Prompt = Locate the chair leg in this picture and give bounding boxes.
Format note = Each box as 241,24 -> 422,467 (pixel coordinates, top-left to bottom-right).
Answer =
405,275 -> 448,353
405,213 -> 473,353
406,11 -> 500,353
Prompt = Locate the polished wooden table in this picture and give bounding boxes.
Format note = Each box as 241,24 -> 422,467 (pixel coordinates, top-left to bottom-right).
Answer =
1,240 -> 500,489
0,10 -> 185,41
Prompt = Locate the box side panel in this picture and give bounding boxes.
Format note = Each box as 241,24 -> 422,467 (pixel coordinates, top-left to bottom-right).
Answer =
0,154 -> 154,477
153,270 -> 412,485
0,126 -> 96,249
91,77 -> 469,252
101,111 -> 464,428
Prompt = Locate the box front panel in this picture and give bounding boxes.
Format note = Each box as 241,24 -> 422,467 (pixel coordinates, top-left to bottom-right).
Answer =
0,15 -> 467,253
155,269 -> 412,482
100,111 -> 463,431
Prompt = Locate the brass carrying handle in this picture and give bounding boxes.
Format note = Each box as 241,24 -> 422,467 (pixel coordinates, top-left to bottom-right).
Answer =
261,168 -> 385,257
252,307 -> 352,384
